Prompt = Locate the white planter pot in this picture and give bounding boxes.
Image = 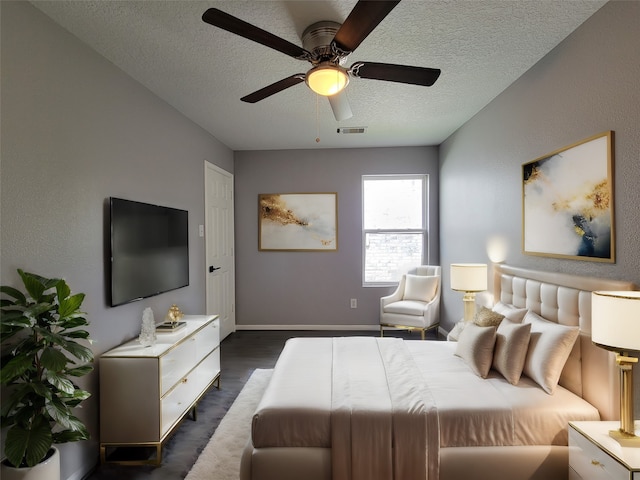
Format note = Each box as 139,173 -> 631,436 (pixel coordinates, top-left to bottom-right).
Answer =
0,447 -> 60,480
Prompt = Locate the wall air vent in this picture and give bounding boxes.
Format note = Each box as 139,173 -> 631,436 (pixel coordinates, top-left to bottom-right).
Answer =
337,127 -> 367,134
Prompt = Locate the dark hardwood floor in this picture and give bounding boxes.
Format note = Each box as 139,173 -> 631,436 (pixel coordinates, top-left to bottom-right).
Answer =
86,328 -> 431,480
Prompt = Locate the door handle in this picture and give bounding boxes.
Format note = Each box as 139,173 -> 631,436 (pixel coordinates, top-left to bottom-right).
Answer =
209,266 -> 221,273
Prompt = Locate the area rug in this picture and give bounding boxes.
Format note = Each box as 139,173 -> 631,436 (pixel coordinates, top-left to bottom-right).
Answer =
185,368 -> 272,480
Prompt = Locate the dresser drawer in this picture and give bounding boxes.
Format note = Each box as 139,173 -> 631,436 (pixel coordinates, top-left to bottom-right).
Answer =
160,350 -> 220,436
194,319 -> 220,363
569,426 -> 629,479
160,334 -> 197,395
160,321 -> 219,395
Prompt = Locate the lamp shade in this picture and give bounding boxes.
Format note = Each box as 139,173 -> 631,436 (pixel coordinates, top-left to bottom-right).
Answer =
450,263 -> 487,292
306,64 -> 349,96
592,291 -> 640,352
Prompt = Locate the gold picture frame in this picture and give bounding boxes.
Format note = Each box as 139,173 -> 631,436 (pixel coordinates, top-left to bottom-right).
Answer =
258,193 -> 338,251
522,131 -> 614,262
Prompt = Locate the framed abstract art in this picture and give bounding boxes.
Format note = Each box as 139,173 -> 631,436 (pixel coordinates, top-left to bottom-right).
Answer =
522,131 -> 614,262
258,193 -> 338,251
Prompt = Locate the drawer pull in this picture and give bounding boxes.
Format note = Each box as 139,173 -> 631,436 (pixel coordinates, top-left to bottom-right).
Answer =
591,459 -> 602,467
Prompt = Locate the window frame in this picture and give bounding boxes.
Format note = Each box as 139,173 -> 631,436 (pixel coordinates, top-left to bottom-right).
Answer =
361,174 -> 428,287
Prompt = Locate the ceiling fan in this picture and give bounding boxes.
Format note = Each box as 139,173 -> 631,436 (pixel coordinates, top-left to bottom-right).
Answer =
202,1 -> 441,121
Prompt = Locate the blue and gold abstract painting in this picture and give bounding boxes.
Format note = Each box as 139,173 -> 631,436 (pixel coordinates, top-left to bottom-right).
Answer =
522,131 -> 614,262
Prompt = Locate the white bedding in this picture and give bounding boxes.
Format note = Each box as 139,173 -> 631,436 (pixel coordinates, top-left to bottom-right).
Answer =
251,336 -> 600,480
406,340 -> 600,447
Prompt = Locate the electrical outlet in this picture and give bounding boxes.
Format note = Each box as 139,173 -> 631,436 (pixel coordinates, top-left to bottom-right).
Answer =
350,298 -> 357,309
198,225 -> 204,237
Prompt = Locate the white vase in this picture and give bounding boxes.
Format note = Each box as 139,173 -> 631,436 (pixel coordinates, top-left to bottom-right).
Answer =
0,447 -> 60,480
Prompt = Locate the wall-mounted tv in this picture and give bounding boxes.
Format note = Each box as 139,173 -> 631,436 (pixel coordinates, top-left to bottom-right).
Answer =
109,197 -> 189,307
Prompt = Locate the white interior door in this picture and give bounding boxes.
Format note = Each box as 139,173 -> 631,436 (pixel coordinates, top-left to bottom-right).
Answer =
204,162 -> 235,340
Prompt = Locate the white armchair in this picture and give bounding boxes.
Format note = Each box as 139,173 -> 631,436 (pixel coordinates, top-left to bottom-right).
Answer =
380,266 -> 441,340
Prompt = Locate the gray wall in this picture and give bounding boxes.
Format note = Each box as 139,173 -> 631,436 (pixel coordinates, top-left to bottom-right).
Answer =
439,0 -> 640,328
0,2 -> 233,479
439,0 -> 640,410
234,147 -> 439,328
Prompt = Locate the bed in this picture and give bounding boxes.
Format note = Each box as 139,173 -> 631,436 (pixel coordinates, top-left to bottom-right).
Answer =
240,264 -> 636,480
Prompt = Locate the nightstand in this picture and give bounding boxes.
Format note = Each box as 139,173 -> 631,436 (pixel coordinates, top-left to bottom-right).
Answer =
569,421 -> 640,479
446,320 -> 465,341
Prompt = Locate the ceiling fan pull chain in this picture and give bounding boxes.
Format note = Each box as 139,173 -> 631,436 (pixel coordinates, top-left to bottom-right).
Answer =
315,93 -> 320,143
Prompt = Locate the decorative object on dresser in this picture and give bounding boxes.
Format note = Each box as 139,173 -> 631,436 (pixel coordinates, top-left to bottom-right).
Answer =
138,307 -> 157,346
592,291 -> 640,445
450,263 -> 488,321
99,315 -> 220,465
569,421 -> 640,479
522,131 -> 614,262
157,303 -> 186,331
0,270 -> 94,480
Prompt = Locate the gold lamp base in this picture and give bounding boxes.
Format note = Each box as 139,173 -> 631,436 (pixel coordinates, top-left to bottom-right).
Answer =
609,429 -> 640,447
614,353 -> 639,447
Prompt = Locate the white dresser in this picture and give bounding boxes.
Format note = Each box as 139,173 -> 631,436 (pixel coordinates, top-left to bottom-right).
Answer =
99,315 -> 220,464
569,421 -> 640,479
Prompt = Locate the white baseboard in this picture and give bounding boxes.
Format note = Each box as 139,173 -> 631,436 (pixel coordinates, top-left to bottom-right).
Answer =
235,324 -> 380,331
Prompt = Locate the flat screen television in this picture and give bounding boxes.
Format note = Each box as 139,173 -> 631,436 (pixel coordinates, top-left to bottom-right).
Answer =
109,197 -> 189,307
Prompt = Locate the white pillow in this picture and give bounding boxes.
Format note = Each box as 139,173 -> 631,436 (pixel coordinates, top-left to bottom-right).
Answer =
493,319 -> 532,385
455,323 -> 497,378
522,311 -> 579,394
403,274 -> 438,302
492,301 -> 528,323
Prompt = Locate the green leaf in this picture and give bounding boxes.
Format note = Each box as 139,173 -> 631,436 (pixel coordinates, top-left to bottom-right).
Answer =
18,270 -> 47,302
58,293 -> 84,318
24,302 -> 54,320
63,329 -> 90,339
45,370 -> 75,394
4,416 -> 53,468
0,355 -> 33,384
0,285 -> 26,304
56,280 -> 71,302
46,395 -> 72,427
53,425 -> 90,443
0,310 -> 31,326
66,364 -> 93,377
60,340 -> 93,363
40,347 -> 68,372
63,388 -> 91,407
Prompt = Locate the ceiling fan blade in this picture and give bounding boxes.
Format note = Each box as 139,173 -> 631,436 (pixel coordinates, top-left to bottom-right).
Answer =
350,62 -> 441,86
328,91 -> 353,121
332,1 -> 401,55
202,8 -> 311,61
241,74 -> 306,103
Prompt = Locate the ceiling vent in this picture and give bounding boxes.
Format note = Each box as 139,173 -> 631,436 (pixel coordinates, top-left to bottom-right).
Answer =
337,127 -> 367,134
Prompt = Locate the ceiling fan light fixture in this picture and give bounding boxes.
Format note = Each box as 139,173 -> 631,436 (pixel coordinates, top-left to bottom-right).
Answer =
306,64 -> 349,96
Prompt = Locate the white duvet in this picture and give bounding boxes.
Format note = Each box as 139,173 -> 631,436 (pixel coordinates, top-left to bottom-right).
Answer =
251,337 -> 599,480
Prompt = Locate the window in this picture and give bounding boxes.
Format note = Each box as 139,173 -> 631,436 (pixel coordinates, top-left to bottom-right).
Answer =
362,175 -> 427,285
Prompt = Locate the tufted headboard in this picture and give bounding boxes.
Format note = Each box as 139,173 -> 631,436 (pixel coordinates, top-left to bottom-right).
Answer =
492,264 -> 636,420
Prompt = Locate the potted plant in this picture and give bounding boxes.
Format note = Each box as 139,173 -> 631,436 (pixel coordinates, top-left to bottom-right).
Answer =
1,270 -> 93,480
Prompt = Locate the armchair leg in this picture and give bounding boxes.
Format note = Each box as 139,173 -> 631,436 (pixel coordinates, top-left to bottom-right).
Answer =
421,329 -> 425,340
380,326 -> 384,337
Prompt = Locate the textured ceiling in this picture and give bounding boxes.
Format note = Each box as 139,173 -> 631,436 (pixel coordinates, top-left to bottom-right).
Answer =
30,0 -> 607,151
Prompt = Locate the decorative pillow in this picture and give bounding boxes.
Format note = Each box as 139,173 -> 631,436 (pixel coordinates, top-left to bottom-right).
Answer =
473,306 -> 505,327
492,301 -> 528,323
455,323 -> 497,378
522,311 -> 580,394
493,319 -> 532,385
403,274 -> 438,303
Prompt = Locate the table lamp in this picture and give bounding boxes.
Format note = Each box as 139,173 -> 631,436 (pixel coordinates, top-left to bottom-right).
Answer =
450,263 -> 488,322
592,290 -> 640,446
